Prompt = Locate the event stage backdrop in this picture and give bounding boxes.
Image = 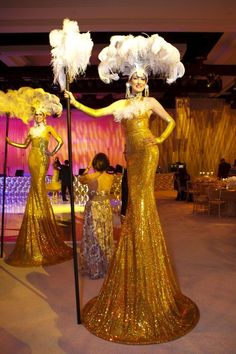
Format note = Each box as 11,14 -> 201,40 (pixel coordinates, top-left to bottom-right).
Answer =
1,98 -> 236,179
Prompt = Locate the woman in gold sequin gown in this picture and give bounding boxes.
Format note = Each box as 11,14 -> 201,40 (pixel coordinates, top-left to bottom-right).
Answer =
79,153 -> 114,279
65,70 -> 199,344
5,110 -> 73,267
46,157 -> 61,192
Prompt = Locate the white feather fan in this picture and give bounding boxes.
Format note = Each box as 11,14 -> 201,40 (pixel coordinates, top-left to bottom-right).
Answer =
49,18 -> 94,91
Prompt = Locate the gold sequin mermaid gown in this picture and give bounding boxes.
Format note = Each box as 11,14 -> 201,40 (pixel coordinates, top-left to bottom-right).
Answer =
5,129 -> 73,267
82,103 -> 199,344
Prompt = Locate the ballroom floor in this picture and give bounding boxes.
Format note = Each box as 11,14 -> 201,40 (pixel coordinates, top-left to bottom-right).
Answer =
0,191 -> 236,354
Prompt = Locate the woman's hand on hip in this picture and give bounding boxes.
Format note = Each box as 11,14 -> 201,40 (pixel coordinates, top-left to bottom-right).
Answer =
143,136 -> 158,146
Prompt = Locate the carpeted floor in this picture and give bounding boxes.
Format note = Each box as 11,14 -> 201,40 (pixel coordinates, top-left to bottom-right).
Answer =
0,191 -> 236,354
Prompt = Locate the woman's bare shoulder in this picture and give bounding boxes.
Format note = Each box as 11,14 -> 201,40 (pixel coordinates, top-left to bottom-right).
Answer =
45,125 -> 53,131
145,96 -> 159,104
111,98 -> 127,109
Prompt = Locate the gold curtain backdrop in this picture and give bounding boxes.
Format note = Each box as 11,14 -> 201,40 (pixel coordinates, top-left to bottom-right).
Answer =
150,98 -> 236,179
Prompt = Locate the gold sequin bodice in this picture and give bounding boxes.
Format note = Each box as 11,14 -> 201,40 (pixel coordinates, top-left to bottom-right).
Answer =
122,110 -> 155,153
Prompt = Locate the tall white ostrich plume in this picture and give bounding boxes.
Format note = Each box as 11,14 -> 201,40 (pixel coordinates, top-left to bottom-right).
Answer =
49,18 -> 94,91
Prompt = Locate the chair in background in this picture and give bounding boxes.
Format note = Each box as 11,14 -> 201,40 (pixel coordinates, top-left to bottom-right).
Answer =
192,182 -> 209,214
207,187 -> 227,217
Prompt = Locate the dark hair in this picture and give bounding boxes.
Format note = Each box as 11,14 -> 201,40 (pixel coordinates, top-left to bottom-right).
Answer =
115,164 -> 123,174
92,153 -> 110,172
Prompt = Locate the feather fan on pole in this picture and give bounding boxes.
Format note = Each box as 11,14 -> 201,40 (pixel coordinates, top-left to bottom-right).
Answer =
49,18 -> 94,91
49,18 -> 94,325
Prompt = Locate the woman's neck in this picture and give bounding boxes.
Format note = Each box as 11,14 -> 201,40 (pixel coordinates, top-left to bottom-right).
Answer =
34,122 -> 45,128
128,92 -> 143,99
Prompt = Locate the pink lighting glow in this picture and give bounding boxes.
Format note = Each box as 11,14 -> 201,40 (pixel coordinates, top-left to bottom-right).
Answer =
0,109 -> 126,176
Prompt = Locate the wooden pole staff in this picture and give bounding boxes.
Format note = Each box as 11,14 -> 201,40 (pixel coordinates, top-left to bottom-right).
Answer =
65,70 -> 81,324
1,113 -> 9,258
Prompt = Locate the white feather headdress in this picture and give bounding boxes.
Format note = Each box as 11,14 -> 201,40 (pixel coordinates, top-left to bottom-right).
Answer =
98,34 -> 185,84
49,18 -> 94,91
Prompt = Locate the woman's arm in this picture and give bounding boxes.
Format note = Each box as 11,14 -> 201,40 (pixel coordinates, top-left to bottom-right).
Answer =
145,97 -> 176,145
79,172 -> 99,185
81,159 -> 93,176
64,90 -> 120,118
6,135 -> 31,149
47,126 -> 63,156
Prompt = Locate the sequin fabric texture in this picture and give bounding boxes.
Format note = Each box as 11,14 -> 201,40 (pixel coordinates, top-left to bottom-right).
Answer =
79,191 -> 114,279
82,100 -> 199,344
5,127 -> 73,267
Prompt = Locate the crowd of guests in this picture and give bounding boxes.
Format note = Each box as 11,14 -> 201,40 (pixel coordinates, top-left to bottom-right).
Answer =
173,158 -> 236,203
50,157 -> 236,209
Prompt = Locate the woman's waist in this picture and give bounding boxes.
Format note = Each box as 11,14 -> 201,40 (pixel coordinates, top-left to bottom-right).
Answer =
88,190 -> 110,200
31,138 -> 48,147
124,123 -> 150,133
125,131 -> 157,152
31,144 -> 48,150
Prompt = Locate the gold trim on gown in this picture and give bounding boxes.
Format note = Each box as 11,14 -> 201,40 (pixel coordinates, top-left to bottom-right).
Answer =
82,103 -> 199,344
5,129 -> 73,267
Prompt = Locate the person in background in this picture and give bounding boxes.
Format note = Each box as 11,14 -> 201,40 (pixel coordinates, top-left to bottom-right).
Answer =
5,92 -> 73,266
59,159 -> 72,201
46,156 -> 61,193
217,158 -> 231,179
79,152 -> 115,279
228,159 -> 236,177
107,165 -> 116,174
174,165 -> 190,201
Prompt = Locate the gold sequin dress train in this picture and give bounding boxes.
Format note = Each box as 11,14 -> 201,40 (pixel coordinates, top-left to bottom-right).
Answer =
5,133 -> 73,267
82,101 -> 199,344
